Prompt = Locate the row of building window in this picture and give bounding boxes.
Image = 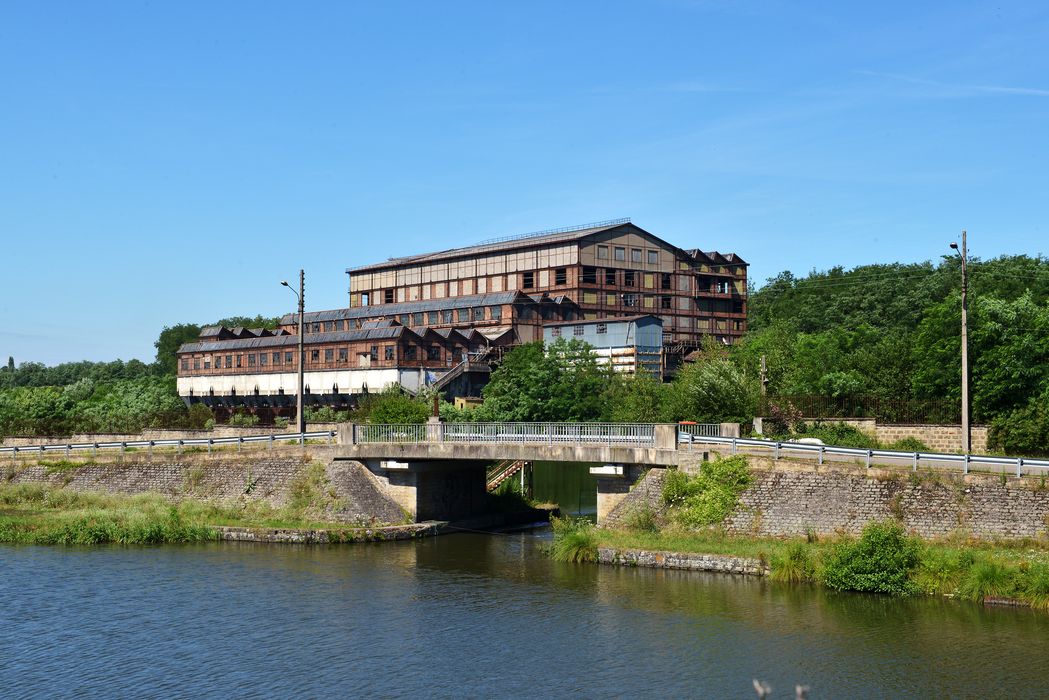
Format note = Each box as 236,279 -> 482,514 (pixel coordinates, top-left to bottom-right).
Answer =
305,305 -> 503,332
180,344 -> 456,372
550,323 -> 609,338
596,245 -> 661,265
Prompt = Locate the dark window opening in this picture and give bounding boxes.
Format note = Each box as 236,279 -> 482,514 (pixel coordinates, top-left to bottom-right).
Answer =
573,325 -> 584,336
605,269 -> 617,286
259,353 -> 267,366
311,350 -> 320,362
596,323 -> 607,334
442,310 -> 454,323
661,273 -> 672,290
370,345 -> 378,361
522,271 -> 534,289
384,289 -> 394,304
661,295 -> 672,310
404,346 -> 417,360
284,351 -> 293,364
624,271 -> 636,287
384,346 -> 395,361
582,266 -> 597,284
555,268 -> 567,285
338,348 -> 348,362
427,346 -> 441,361
473,307 -> 485,321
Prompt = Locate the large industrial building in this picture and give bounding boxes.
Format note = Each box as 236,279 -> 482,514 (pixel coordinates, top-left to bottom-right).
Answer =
176,218 -> 746,414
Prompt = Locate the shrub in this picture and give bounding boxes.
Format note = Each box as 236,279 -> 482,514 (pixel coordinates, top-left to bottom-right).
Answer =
771,541 -> 817,583
795,421 -> 878,449
227,410 -> 259,427
661,455 -> 751,528
549,516 -> 597,563
958,560 -> 1015,602
623,503 -> 659,532
822,520 -> 920,595
887,437 -> 930,452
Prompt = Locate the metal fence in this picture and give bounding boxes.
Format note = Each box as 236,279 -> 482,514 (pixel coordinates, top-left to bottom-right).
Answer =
353,422 -> 659,446
354,424 -> 427,444
761,395 -> 960,424
0,431 -> 337,458
679,432 -> 1049,477
677,423 -> 722,439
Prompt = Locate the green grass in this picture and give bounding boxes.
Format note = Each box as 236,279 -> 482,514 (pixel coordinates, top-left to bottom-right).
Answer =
548,516 -> 598,563
0,481 -> 385,546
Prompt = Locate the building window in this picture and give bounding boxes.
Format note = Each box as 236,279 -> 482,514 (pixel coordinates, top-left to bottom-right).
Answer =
384,289 -> 394,304
285,351 -> 293,364
309,350 -> 319,363
614,247 -> 626,261
604,269 -> 617,286
717,280 -> 731,294
370,345 -> 379,360
596,323 -> 607,334
193,359 -> 200,370
425,311 -> 436,325
272,352 -> 281,364
325,321 -> 335,332
648,250 -> 658,265
555,268 -> 567,285
551,328 -> 561,337
522,271 -> 534,289
360,292 -> 370,306
412,313 -> 423,325
442,310 -> 454,324
404,346 -> 417,360
573,325 -> 584,336
204,358 -> 211,369
312,323 -> 321,333
384,346 -> 395,361
624,270 -> 636,287
236,355 -> 243,368
457,308 -> 469,322
473,307 -> 485,321
661,273 -> 672,290
582,266 -> 597,284
427,346 -> 441,361
491,306 -> 502,320
597,245 -> 608,259
226,355 -> 233,368
324,348 -> 333,362
661,295 -> 672,310
631,248 -> 642,263
181,359 -> 189,371
623,294 -> 638,307
259,353 -> 267,366
338,348 -> 348,362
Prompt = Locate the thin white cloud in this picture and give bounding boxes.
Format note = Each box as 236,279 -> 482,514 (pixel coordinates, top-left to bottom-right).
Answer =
857,70 -> 1049,97
663,81 -> 748,93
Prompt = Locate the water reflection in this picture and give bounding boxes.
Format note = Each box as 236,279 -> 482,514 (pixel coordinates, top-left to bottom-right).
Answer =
2,535 -> 1047,699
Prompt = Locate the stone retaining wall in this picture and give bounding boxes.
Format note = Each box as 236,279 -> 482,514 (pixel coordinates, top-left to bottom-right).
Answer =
2,448 -> 407,525
603,462 -> 1049,541
598,547 -> 768,575
213,523 -> 439,543
792,418 -> 989,454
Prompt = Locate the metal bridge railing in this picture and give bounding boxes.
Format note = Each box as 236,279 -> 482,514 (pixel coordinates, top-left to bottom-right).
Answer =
677,423 -> 722,439
679,432 -> 1049,477
0,431 -> 337,458
354,424 -> 428,444
441,422 -> 656,445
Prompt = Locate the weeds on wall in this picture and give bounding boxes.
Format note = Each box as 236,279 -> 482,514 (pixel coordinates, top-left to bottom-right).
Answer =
661,455 -> 752,528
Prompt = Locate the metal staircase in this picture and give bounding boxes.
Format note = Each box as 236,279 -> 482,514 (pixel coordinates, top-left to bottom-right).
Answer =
485,459 -> 531,491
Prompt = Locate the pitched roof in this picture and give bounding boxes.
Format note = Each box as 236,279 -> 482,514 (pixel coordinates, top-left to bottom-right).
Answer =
177,327 -> 410,354
278,291 -> 535,326
346,219 -> 636,273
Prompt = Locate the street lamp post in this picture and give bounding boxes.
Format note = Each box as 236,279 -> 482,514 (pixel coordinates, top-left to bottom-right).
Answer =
281,270 -> 306,435
950,232 -> 970,454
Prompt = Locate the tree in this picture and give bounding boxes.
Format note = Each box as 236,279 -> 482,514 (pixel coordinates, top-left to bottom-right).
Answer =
154,323 -> 202,375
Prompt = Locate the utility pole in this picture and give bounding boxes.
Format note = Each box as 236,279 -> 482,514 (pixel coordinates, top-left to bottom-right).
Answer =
281,270 -> 307,435
297,269 -> 306,435
951,232 -> 971,454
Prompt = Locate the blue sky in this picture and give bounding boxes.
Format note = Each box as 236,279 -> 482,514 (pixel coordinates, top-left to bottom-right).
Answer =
2,1 -> 1047,365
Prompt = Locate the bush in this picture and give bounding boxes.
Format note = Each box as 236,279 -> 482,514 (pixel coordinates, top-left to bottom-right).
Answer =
887,436 -> 930,452
622,503 -> 659,532
549,516 -> 597,563
771,541 -> 817,583
661,455 -> 751,528
795,421 -> 879,449
821,520 -> 920,595
958,560 -> 1015,602
227,410 -> 259,427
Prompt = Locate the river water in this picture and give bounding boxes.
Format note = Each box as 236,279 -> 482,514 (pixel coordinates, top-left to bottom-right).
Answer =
2,533 -> 1048,699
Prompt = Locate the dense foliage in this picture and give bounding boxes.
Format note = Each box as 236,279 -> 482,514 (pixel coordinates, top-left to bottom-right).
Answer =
737,255 -> 1049,454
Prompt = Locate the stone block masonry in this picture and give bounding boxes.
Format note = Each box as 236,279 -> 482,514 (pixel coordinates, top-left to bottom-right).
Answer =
598,548 -> 768,576
3,447 -> 407,525
602,460 -> 1049,541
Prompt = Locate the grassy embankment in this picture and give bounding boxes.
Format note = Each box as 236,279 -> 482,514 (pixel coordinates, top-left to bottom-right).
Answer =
0,461 -> 396,545
550,455 -> 1049,609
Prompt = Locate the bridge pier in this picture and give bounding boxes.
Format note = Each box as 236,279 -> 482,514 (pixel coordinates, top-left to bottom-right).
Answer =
359,459 -> 489,522
591,464 -> 649,525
